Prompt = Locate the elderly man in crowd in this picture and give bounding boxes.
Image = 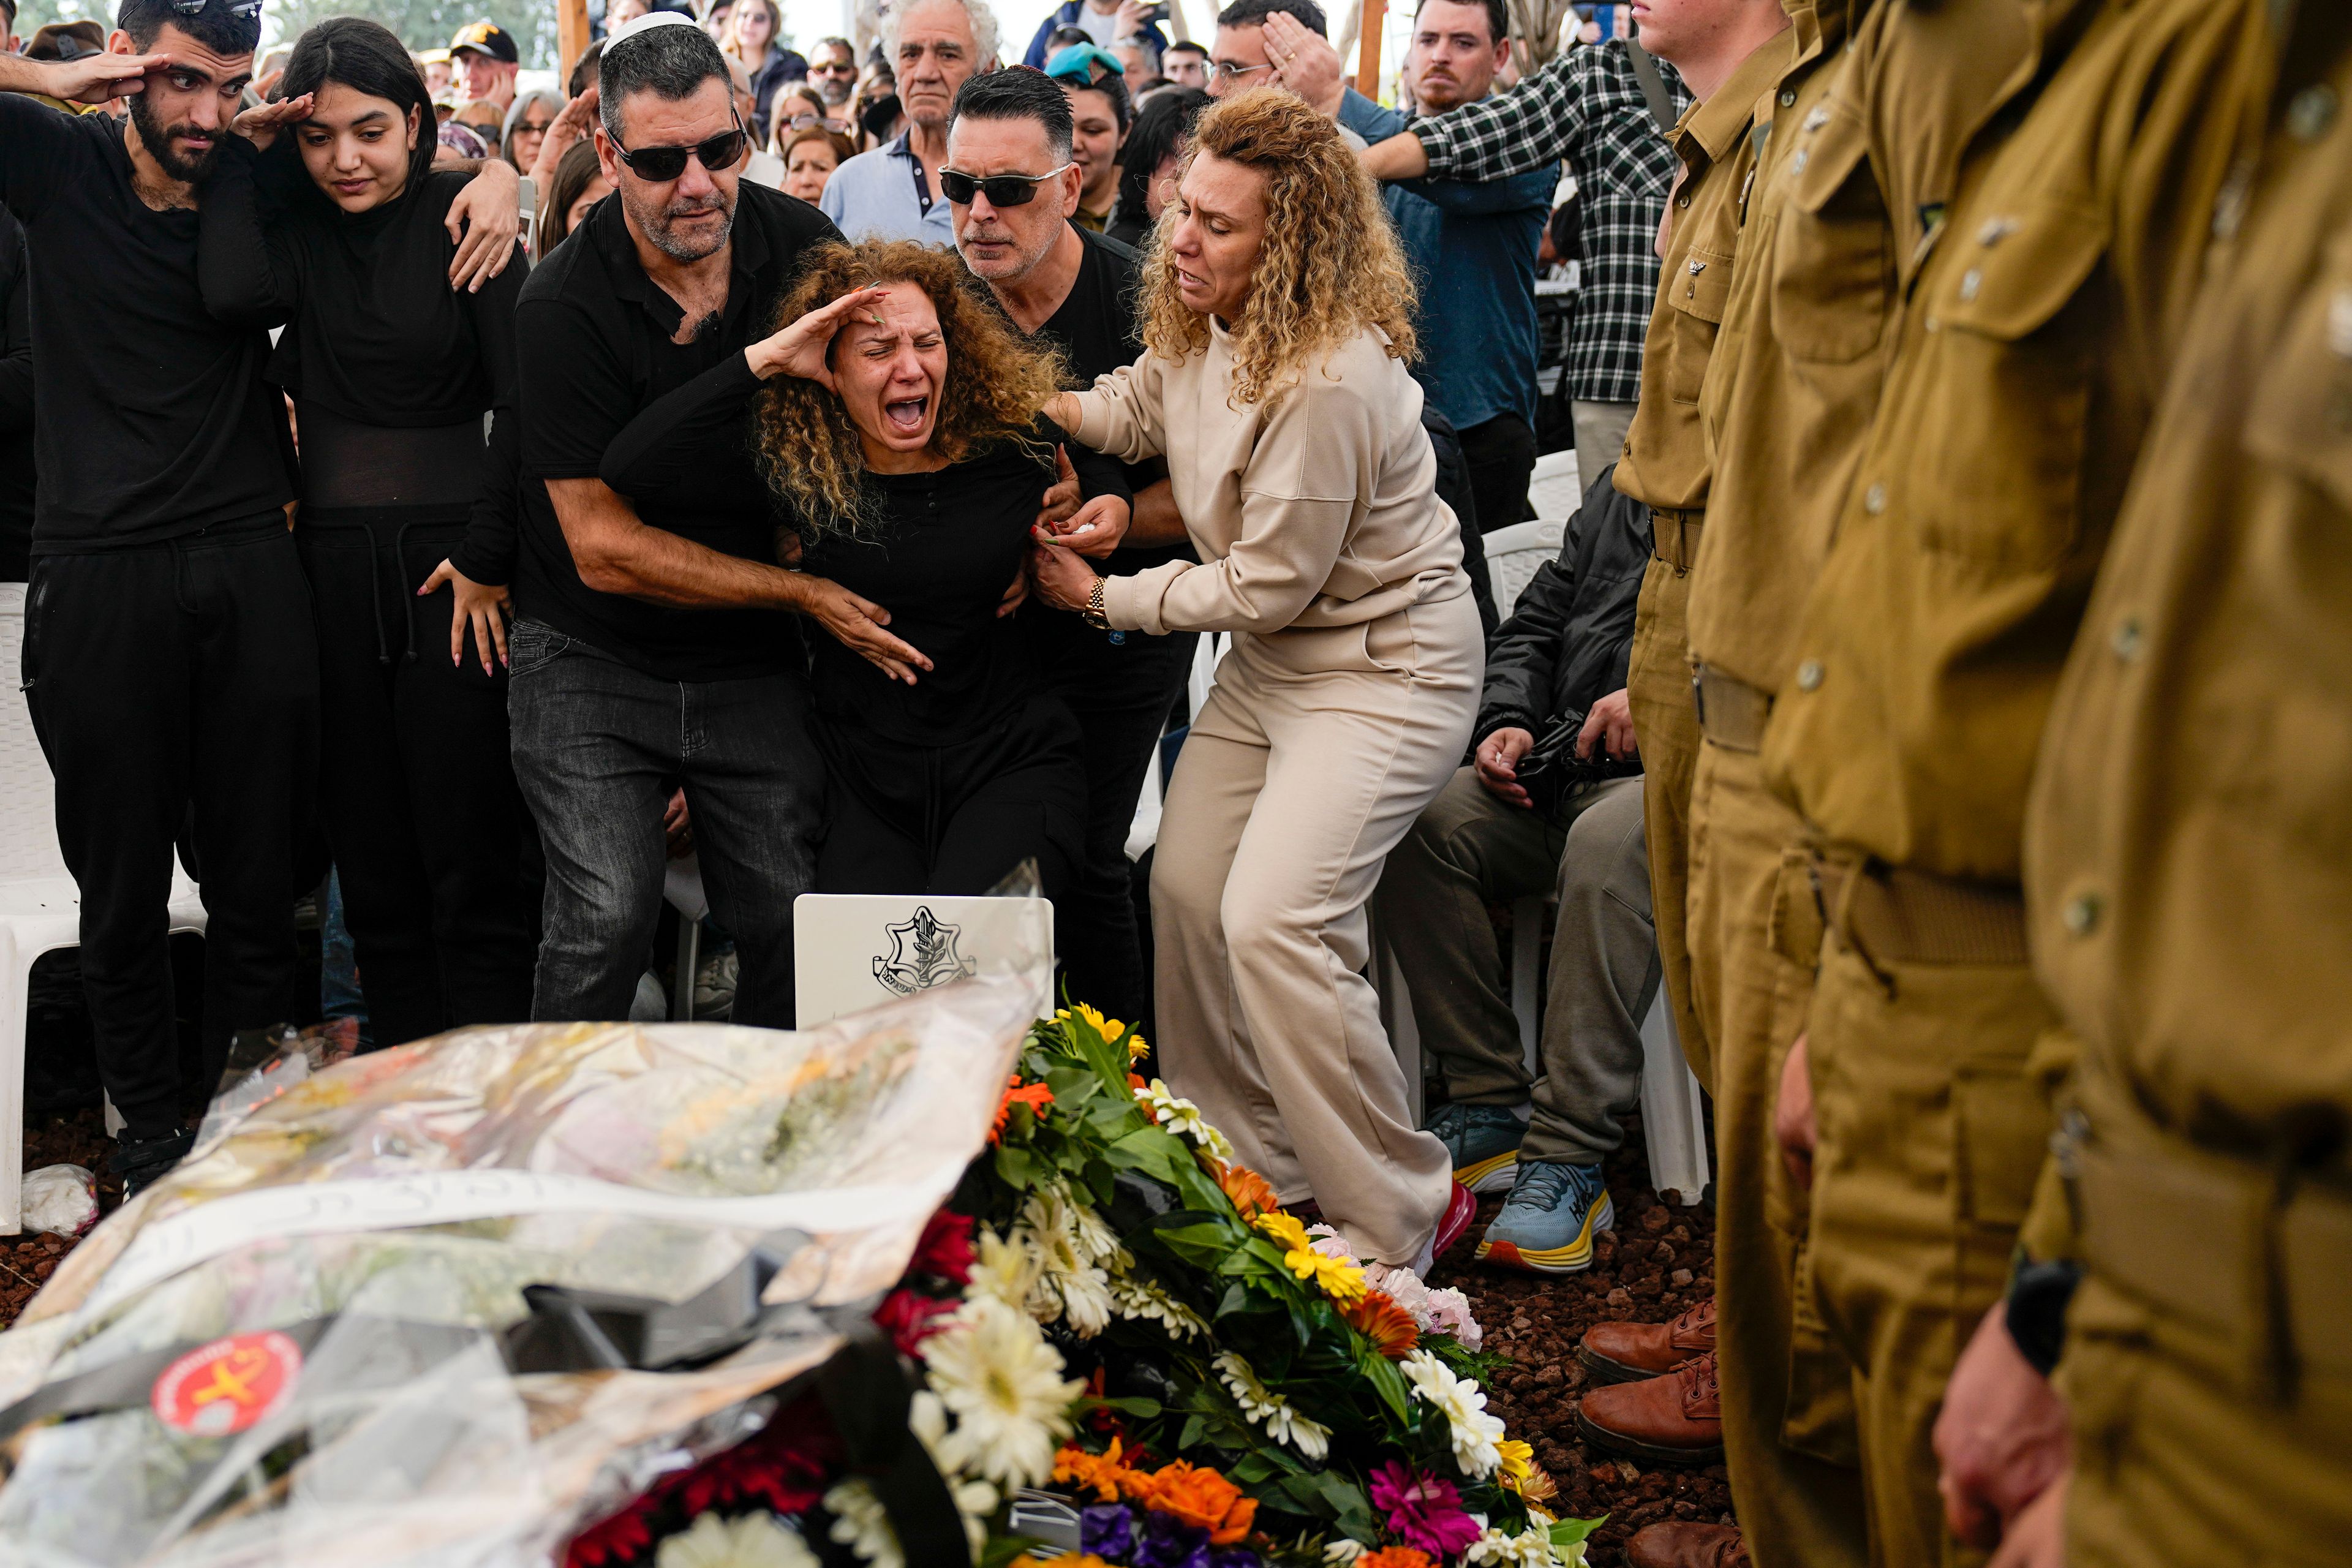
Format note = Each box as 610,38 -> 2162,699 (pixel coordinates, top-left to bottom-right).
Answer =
449,20 -> 521,113
820,0 -> 997,241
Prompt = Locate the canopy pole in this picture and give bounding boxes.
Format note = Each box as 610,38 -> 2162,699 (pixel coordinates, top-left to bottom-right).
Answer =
558,0 -> 592,83
1353,0 -> 1384,96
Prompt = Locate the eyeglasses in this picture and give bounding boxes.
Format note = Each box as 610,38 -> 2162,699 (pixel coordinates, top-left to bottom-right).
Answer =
1207,60 -> 1272,85
516,119 -> 555,135
170,0 -> 263,15
782,111 -> 826,129
616,113 -> 750,181
812,59 -> 858,74
939,164 -> 1072,206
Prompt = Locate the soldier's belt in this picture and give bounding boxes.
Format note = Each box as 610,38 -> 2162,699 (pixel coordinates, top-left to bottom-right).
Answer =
2065,1066 -> 2352,1383
1692,664 -> 1771,752
1811,853 -> 2029,967
1650,508 -> 1705,571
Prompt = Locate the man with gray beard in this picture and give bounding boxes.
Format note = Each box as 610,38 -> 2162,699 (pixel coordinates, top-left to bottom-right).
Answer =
509,12 -> 890,1025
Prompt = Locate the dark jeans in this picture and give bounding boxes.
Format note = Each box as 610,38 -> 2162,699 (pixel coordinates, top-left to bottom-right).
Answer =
506,619 -> 823,1027
23,521 -> 320,1137
1458,412 -> 1539,535
815,693 -> 1088,903
1036,616 -> 1198,1024
302,516 -> 537,1047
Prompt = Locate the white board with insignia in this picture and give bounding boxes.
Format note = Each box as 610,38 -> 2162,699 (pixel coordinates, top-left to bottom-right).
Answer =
792,893 -> 1057,1028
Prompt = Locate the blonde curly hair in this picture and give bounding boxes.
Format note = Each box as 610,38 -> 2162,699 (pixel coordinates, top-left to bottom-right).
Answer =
1137,87 -> 1417,408
753,239 -> 1068,538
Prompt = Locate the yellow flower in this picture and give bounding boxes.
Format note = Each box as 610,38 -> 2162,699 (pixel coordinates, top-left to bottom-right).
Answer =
1496,1438 -> 1534,1492
1253,1210 -> 1310,1253
1071,1003 -> 1126,1047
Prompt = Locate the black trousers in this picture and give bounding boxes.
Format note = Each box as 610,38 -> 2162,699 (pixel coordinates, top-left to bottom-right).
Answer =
1038,617 -> 1197,1023
300,514 -> 538,1048
815,694 -> 1088,907
1458,412 -> 1539,535
23,521 -> 319,1139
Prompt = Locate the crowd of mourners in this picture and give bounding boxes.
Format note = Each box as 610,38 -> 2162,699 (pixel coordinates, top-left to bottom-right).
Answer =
0,0 -> 2344,1563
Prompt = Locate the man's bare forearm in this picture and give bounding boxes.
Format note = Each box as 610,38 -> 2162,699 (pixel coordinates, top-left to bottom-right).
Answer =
548,477 -> 816,612
1360,130 -> 1431,181
1127,478 -> 1189,548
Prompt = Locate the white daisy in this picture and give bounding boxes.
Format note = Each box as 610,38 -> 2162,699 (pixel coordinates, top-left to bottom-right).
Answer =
922,1295 -> 1084,1489
823,1480 -> 900,1568
1019,1185 -> 1117,1338
1212,1349 -> 1333,1461
906,1390 -> 1001,1558
655,1512 -> 820,1568
1464,1523 -> 1580,1566
1136,1078 -> 1234,1160
1401,1348 -> 1506,1479
963,1224 -> 1046,1319
1323,1540 -> 1368,1564
1107,1272 -> 1210,1340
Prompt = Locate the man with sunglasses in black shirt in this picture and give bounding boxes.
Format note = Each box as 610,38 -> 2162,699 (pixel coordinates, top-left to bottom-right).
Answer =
945,67 -> 1194,1029
512,13 -> 887,1027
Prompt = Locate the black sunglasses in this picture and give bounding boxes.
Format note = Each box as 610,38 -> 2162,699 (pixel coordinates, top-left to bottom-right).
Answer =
616,113 -> 749,182
940,164 -> 1071,207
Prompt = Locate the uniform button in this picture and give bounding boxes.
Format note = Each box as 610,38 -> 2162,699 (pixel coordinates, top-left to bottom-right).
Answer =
1864,483 -> 1886,514
1958,268 -> 1983,302
1780,89 -> 1797,107
1796,659 -> 1824,692
2110,616 -> 2143,661
1978,217 -> 2018,246
2062,892 -> 2103,937
1792,148 -> 1810,175
1677,193 -> 1692,208
2288,84 -> 2339,141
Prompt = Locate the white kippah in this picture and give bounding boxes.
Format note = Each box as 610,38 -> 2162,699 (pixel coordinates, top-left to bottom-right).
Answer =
603,10 -> 703,58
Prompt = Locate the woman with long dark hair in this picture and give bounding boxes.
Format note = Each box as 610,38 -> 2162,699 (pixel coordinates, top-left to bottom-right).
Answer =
199,16 -> 538,1047
1106,85 -> 1207,249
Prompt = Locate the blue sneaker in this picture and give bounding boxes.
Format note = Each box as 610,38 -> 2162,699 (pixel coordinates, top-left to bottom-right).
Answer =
1477,1159 -> 1614,1274
1428,1102 -> 1526,1194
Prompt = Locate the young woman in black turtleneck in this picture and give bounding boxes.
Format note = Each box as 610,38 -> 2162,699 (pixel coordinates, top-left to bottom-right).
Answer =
199,17 -> 537,1047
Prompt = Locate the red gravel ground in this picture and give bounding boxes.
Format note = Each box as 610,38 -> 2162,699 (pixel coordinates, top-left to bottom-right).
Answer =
1430,1114 -> 1733,1567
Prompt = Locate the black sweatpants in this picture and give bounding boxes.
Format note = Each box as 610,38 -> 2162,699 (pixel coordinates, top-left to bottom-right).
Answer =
1458,412 -> 1539,535
300,514 -> 537,1047
22,521 -> 318,1139
815,694 -> 1088,907
1038,620 -> 1197,1023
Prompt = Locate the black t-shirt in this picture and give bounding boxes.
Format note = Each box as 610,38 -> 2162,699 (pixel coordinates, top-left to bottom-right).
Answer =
514,181 -> 840,682
0,97 -> 291,548
0,207 -> 34,579
198,148 -> 526,581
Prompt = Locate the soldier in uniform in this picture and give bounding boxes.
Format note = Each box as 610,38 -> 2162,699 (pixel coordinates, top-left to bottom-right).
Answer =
1757,0 -> 2271,1561
1988,6 -> 2352,1563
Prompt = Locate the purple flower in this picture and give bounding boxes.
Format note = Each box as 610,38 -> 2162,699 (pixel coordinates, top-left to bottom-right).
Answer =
1208,1548 -> 1263,1568
1082,1502 -> 1137,1559
1367,1460 -> 1482,1558
1133,1509 -> 1212,1568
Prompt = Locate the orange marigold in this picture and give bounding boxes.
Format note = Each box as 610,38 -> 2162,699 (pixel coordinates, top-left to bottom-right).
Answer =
1341,1288 -> 1420,1359
1358,1550 -> 1435,1568
1215,1161 -> 1280,1222
1052,1438 -> 1135,1504
1128,1460 -> 1257,1545
990,1076 -> 1055,1143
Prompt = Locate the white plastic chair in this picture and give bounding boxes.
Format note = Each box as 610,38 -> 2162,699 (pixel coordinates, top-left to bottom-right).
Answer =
1482,520 -> 1568,626
0,584 -> 208,1233
1526,447 -> 1584,524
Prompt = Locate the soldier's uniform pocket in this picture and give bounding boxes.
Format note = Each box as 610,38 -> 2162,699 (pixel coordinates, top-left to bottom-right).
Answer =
1770,97 -> 1891,368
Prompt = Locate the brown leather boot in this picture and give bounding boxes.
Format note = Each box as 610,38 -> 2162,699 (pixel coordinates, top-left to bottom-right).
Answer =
1575,1349 -> 1724,1464
1626,1523 -> 1749,1567
1578,1295 -> 1717,1384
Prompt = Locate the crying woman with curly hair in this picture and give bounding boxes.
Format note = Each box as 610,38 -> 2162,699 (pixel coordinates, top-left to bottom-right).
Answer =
598,239 -> 1133,902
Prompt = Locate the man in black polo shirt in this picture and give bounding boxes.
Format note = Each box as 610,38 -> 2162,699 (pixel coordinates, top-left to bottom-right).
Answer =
946,68 -> 1196,1027
511,14 -> 898,1026
0,1 -> 306,1191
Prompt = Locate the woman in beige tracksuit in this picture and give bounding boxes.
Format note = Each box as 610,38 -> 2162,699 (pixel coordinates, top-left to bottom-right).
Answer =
1033,90 -> 1479,1273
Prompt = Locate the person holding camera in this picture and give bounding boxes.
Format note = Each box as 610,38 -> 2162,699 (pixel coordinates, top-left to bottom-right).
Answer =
1373,464 -> 1654,1273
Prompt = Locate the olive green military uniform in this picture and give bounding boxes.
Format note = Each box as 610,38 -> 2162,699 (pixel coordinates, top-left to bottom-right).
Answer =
1758,1 -> 2269,1562
2026,7 -> 2352,1560
1671,7 -> 1904,1566
1611,31 -> 1796,1097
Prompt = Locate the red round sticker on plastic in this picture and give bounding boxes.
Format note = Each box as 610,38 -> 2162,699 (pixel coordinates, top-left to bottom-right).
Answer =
151,1331 -> 301,1438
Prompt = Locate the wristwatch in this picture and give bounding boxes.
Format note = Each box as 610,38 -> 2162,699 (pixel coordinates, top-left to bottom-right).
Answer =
1081,575 -> 1110,630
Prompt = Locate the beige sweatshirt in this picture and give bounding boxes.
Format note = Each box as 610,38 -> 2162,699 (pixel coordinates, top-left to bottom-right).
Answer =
1071,318 -> 1469,639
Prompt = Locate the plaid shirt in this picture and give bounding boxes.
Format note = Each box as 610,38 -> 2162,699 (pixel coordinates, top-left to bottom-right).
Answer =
1412,42 -> 1689,404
